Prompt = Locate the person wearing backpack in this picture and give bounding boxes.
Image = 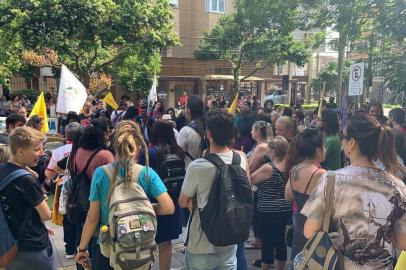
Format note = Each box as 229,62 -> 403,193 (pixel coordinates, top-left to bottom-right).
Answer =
69,119 -> 114,270
179,110 -> 252,270
149,120 -> 185,270
75,120 -> 174,270
0,127 -> 55,270
177,95 -> 206,168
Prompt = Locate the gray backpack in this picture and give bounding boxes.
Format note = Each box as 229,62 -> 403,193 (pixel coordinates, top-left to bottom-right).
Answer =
100,164 -> 157,270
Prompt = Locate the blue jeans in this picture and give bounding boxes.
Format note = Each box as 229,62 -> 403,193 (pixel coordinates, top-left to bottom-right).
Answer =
236,242 -> 248,270
184,245 -> 237,270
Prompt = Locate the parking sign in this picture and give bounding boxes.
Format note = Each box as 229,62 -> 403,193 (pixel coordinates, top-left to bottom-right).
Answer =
348,62 -> 364,96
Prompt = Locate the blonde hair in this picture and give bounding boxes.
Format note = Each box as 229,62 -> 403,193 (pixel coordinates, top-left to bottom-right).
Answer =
0,144 -> 10,163
268,135 -> 289,160
108,120 -> 149,201
8,127 -> 45,155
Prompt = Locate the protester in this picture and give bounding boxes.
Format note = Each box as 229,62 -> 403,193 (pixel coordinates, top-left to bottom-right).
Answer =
18,106 -> 28,119
179,110 -> 249,270
75,120 -> 174,270
251,136 -> 291,270
78,101 -> 93,127
110,100 -> 127,126
318,109 -> 342,170
150,120 -> 184,270
248,121 -> 273,173
69,118 -> 114,270
151,101 -> 165,119
0,143 -> 10,162
389,108 -> 406,164
368,101 -> 388,125
275,116 -> 295,143
46,123 -> 83,259
26,115 -> 45,132
284,128 -> 326,261
177,95 -> 205,168
0,113 -> 27,144
178,91 -> 189,109
166,108 -> 177,121
122,105 -> 138,121
302,115 -> 406,269
137,100 -> 155,143
1,127 -> 55,270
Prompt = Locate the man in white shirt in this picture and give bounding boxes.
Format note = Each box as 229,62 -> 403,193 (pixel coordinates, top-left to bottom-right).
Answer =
179,110 -> 249,270
176,96 -> 205,168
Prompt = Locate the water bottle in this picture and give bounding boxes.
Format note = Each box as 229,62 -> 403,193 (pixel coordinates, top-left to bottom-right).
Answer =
99,225 -> 110,257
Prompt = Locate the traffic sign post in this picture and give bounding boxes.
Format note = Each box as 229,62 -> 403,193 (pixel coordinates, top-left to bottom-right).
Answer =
348,62 -> 365,96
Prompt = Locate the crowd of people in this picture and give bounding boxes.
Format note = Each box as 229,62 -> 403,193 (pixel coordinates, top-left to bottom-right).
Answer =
0,91 -> 406,270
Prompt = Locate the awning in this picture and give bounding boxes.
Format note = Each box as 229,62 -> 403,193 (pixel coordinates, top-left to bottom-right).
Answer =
201,75 -> 264,81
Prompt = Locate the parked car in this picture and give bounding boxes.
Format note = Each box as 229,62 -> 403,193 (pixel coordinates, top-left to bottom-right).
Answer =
264,90 -> 286,105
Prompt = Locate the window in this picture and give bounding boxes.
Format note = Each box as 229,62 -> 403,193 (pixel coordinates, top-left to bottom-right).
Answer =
206,0 -> 225,13
170,0 -> 178,8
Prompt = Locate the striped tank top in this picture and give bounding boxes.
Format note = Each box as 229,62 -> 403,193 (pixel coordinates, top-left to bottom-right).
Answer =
257,162 -> 292,213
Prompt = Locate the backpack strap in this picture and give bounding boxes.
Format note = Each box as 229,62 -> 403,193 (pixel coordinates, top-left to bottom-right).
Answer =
322,171 -> 336,233
204,153 -> 226,168
79,149 -> 102,174
0,169 -> 34,241
231,151 -> 241,165
0,169 -> 32,191
102,163 -> 144,185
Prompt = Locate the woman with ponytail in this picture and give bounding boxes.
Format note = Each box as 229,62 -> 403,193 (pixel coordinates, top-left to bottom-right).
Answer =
284,128 -> 326,261
75,120 -> 174,270
248,120 -> 274,173
302,115 -> 406,269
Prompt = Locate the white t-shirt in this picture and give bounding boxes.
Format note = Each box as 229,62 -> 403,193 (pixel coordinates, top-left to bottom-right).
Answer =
181,151 -> 248,254
47,143 -> 72,171
177,126 -> 201,168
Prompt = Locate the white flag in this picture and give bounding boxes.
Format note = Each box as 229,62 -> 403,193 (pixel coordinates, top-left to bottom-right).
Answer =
148,76 -> 157,104
56,65 -> 88,114
147,76 -> 157,113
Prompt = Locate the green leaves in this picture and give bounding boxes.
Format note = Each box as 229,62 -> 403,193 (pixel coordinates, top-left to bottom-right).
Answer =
195,0 -> 308,92
0,0 -> 178,93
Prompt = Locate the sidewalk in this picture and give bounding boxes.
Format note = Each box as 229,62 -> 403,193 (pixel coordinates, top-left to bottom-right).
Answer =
48,221 -> 290,270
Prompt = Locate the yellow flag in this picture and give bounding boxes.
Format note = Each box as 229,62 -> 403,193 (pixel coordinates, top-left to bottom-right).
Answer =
103,92 -> 118,110
228,92 -> 239,115
29,92 -> 49,133
395,252 -> 406,270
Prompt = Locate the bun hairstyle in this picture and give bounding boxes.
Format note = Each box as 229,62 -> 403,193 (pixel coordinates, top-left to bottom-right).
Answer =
252,121 -> 273,140
108,120 -> 149,201
285,128 -> 323,178
346,115 -> 397,174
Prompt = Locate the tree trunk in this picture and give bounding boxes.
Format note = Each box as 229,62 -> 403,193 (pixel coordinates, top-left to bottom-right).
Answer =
233,67 -> 241,93
336,33 -> 347,107
287,61 -> 293,105
306,53 -> 313,104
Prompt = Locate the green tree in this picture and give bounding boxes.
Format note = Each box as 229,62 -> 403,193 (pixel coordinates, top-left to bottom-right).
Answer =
194,0 -> 309,93
0,0 -> 178,94
302,0 -> 371,105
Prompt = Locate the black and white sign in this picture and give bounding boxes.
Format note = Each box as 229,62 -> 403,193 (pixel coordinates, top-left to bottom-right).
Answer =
348,62 -> 364,96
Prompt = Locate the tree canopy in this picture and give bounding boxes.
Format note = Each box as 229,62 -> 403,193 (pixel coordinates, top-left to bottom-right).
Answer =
0,0 -> 178,94
195,0 -> 309,92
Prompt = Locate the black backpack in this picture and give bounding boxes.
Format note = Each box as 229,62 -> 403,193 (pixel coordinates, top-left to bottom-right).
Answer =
158,153 -> 185,198
66,149 -> 101,223
199,152 -> 254,246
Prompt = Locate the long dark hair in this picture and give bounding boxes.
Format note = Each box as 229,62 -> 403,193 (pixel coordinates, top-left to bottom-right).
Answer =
150,120 -> 184,170
67,127 -> 85,172
79,118 -> 109,150
285,128 -> 323,178
321,109 -> 340,135
346,115 -> 397,174
122,106 -> 138,121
